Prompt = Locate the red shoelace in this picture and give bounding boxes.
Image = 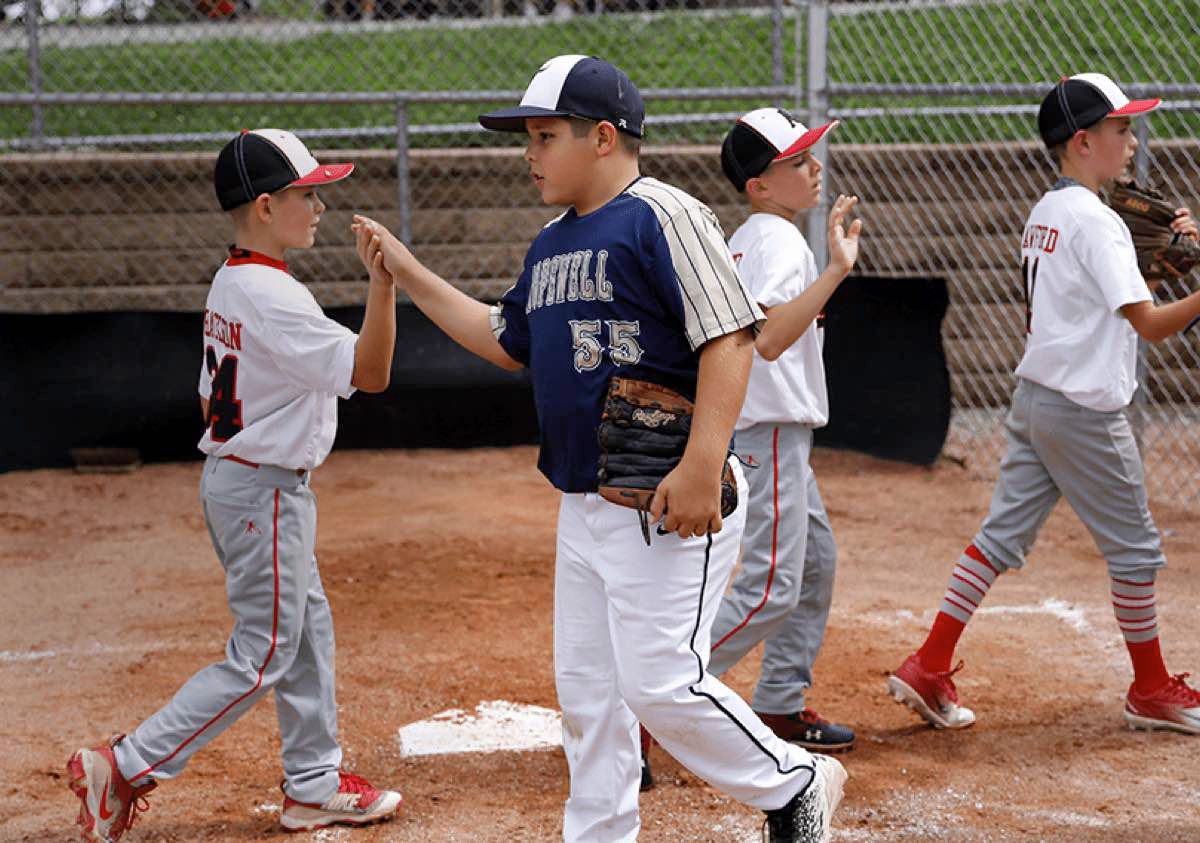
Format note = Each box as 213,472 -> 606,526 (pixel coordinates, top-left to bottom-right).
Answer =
931,660 -> 967,702
1159,673 -> 1200,705
337,772 -> 379,808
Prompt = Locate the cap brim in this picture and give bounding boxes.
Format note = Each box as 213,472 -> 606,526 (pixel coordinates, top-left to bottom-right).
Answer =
479,105 -> 570,133
773,120 -> 840,161
1112,97 -> 1161,117
291,162 -> 354,187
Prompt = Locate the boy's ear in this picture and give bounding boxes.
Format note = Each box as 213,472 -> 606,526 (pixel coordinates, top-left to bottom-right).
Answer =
253,193 -> 273,222
594,120 -> 619,156
745,175 -> 767,199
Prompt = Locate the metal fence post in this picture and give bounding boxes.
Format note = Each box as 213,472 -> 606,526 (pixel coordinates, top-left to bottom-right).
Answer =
395,97 -> 412,247
805,0 -> 829,268
1134,115 -> 1150,184
1131,115 -> 1152,447
770,0 -> 784,106
24,0 -> 44,148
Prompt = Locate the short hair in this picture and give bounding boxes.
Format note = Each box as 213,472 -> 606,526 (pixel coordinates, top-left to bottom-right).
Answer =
1048,140 -> 1068,166
568,116 -> 641,156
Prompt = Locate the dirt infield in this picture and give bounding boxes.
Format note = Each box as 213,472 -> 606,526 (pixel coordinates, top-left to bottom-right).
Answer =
2,446 -> 1198,842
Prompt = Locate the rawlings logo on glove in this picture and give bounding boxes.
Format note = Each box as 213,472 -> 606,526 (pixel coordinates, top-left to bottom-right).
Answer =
596,376 -> 737,544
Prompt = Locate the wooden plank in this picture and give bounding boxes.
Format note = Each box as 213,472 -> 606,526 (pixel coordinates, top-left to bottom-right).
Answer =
945,337 -> 1023,375
943,301 -> 1024,340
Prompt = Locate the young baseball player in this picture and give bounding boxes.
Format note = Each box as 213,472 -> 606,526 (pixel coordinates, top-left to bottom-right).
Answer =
66,129 -> 403,842
357,55 -> 845,843
888,74 -> 1200,735
708,109 -> 861,750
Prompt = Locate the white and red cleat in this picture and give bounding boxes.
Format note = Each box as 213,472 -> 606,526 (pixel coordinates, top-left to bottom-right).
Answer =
67,735 -> 156,842
887,653 -> 976,730
280,771 -> 402,832
1125,673 -> 1200,735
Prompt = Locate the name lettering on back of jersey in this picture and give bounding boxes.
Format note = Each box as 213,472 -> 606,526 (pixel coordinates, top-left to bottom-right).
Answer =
1021,224 -> 1059,254
203,308 -> 244,351
527,249 -> 612,314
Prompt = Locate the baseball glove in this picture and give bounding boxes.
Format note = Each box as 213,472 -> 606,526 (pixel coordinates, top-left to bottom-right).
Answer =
1105,178 -> 1200,283
597,376 -> 737,544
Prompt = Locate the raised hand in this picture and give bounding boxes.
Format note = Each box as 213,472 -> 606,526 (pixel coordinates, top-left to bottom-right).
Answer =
827,194 -> 864,276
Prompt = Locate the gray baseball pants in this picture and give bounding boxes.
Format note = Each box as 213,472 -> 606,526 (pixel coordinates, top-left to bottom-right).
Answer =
112,456 -> 342,804
708,423 -> 839,715
972,378 -> 1166,576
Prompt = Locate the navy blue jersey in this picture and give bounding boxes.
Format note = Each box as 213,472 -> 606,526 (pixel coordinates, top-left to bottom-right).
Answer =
491,177 -> 763,492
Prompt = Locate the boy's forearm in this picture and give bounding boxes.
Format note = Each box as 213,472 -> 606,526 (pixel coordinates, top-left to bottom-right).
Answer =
1125,292 -> 1200,342
756,264 -> 846,361
353,276 -> 397,392
401,262 -> 523,370
685,328 -> 754,471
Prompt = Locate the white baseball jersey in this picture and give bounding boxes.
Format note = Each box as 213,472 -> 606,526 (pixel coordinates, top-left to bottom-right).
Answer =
1015,183 -> 1152,412
198,249 -> 358,470
729,213 -> 829,430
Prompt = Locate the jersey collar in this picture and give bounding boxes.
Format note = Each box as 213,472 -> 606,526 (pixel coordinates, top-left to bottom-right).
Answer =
226,246 -> 289,272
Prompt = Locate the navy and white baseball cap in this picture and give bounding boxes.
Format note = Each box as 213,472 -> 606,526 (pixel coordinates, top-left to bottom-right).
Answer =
1038,73 -> 1160,147
214,129 -> 354,211
479,54 -> 645,138
721,108 -> 839,191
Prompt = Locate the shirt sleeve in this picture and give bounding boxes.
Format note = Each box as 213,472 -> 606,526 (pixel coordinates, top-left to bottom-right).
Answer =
489,259 -> 534,367
198,341 -> 213,399
1072,211 -> 1153,314
653,204 -> 765,350
249,285 -> 358,399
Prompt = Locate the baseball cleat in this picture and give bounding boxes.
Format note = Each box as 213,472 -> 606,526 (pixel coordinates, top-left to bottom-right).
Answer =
280,771 -> 402,832
887,653 -> 976,730
1124,673 -> 1200,735
67,735 -> 157,843
757,709 -> 855,754
639,725 -> 655,791
762,754 -> 846,843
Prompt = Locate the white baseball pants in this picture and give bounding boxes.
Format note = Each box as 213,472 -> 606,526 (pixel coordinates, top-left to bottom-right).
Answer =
554,461 -> 816,843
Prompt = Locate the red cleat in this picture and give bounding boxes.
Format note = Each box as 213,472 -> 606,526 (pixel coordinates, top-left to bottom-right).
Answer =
887,654 -> 976,730
1125,673 -> 1200,735
280,770 -> 402,832
67,735 -> 156,842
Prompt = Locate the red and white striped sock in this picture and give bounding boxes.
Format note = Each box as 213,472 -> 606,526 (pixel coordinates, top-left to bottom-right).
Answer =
917,544 -> 1002,672
1112,574 -> 1170,693
938,544 -> 1001,624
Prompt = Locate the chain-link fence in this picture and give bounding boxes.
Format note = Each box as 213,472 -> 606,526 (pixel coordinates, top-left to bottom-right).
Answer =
2,0 -> 1199,505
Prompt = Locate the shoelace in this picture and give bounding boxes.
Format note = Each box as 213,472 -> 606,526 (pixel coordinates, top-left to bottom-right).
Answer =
338,772 -> 378,807
932,660 -> 967,702
797,708 -> 827,727
124,785 -> 155,834
1163,673 -> 1200,705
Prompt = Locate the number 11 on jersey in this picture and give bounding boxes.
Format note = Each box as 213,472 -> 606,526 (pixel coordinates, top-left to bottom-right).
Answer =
1021,256 -> 1040,334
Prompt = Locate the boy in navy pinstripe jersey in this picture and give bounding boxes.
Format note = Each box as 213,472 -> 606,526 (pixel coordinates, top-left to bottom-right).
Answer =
357,55 -> 846,843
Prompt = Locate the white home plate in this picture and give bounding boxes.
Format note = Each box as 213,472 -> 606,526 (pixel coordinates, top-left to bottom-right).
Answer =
398,700 -> 563,757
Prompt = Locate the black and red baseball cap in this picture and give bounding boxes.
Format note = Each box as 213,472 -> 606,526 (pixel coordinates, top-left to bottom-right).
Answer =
1037,73 -> 1160,147
214,129 -> 354,211
479,54 -> 645,138
721,108 -> 839,192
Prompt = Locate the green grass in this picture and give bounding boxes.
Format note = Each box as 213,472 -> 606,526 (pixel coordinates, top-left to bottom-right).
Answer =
2,0 -> 1199,146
